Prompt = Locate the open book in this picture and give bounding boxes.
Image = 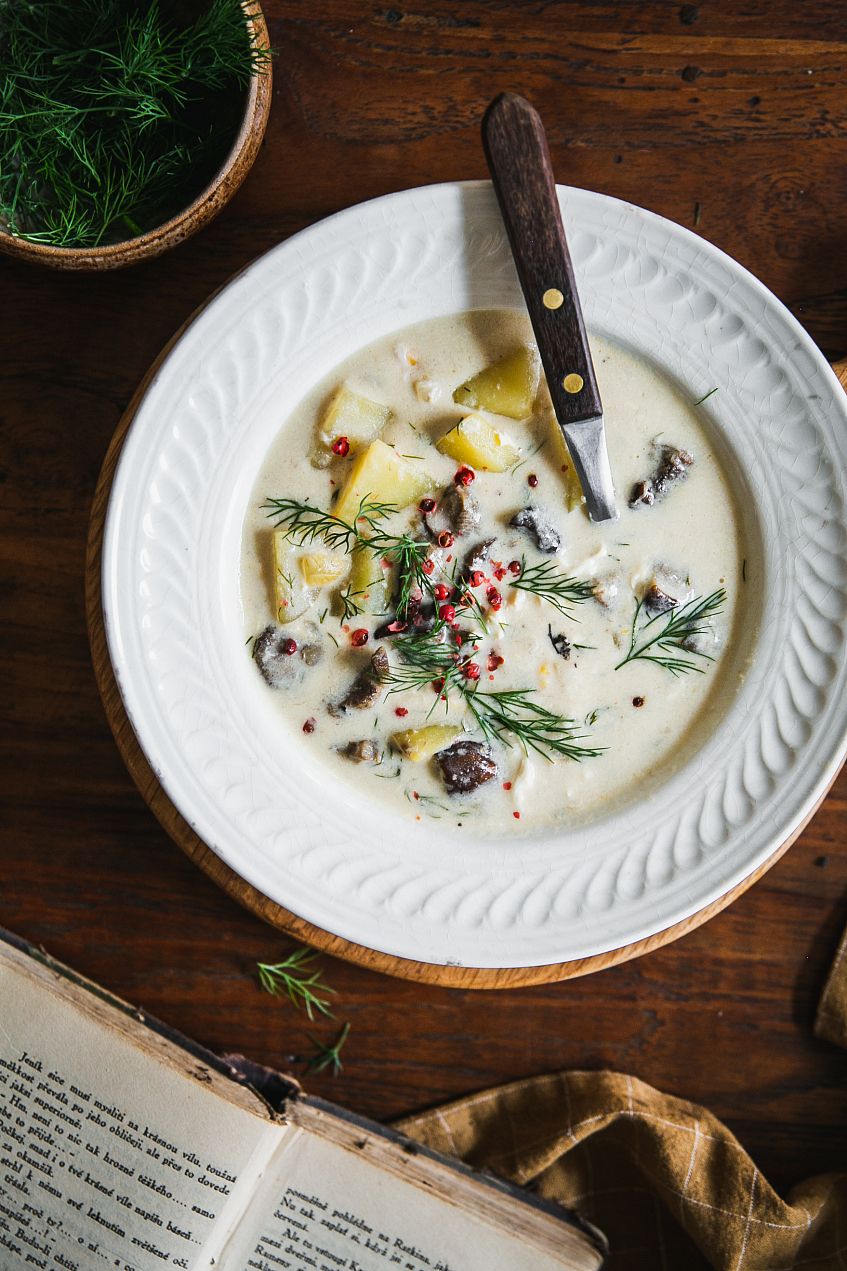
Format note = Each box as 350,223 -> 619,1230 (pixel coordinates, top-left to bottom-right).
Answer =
0,929 -> 605,1271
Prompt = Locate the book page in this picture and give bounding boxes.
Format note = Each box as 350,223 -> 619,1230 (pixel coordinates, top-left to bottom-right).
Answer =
0,943 -> 286,1271
217,1103 -> 601,1271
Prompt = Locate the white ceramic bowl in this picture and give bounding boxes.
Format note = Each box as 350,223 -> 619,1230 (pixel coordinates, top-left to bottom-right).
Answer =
102,182 -> 847,969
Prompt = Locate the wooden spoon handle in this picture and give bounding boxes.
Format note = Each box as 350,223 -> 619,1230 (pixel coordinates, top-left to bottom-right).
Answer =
481,92 -> 603,426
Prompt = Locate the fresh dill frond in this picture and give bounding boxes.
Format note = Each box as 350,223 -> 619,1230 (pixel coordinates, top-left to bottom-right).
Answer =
352,499 -> 406,535
0,0 -> 272,247
464,689 -> 604,762
509,557 -> 595,618
304,1023 -> 350,1077
387,626 -> 472,707
338,585 -> 364,623
390,535 -> 437,615
263,498 -> 362,552
452,578 -> 489,635
694,387 -> 718,406
615,589 -> 726,676
385,621 -> 601,759
264,496 -> 436,616
257,949 -> 335,1021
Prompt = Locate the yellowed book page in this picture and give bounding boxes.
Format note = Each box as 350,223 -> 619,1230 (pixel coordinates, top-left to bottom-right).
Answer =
0,942 -> 286,1271
217,1102 -> 601,1271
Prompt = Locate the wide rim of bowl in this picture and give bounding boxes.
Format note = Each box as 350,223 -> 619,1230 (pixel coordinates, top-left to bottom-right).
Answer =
100,180 -> 847,968
0,2 -> 271,271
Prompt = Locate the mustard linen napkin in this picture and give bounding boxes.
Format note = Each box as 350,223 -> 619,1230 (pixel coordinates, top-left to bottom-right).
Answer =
394,931 -> 847,1271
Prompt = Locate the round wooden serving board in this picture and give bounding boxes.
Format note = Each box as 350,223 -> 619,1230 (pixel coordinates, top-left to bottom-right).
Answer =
85,323 -> 847,989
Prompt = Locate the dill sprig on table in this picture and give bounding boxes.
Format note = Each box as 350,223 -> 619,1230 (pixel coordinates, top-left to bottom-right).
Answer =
0,0 -> 270,247
305,1023 -> 350,1078
257,948 -> 335,1021
615,589 -> 726,676
508,557 -> 595,618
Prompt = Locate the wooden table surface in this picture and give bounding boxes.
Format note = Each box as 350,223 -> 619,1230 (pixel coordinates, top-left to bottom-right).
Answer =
3,0 -> 847,1202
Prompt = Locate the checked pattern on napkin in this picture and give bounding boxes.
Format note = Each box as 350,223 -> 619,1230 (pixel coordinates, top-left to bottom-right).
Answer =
395,931 -> 847,1271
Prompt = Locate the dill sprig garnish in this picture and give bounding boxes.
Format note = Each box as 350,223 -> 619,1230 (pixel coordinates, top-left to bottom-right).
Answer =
0,0 -> 272,247
615,589 -> 726,676
385,626 -> 600,761
263,495 -> 438,615
448,570 -> 490,636
305,1023 -> 350,1077
337,584 -> 364,623
386,627 -> 475,706
391,535 -> 437,615
263,498 -> 364,552
465,689 -> 604,762
264,496 -> 601,760
508,557 -> 595,618
257,949 -> 335,1021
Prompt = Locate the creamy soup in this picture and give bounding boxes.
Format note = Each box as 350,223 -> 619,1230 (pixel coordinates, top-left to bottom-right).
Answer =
240,310 -> 744,832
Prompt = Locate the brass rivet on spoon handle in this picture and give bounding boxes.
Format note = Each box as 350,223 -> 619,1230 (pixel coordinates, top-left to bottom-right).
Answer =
481,92 -> 618,523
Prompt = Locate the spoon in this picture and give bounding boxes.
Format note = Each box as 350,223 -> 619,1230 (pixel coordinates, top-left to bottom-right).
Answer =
482,92 -> 618,523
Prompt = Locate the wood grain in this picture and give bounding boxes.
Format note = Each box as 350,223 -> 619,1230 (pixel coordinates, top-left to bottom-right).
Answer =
4,0 -> 847,1200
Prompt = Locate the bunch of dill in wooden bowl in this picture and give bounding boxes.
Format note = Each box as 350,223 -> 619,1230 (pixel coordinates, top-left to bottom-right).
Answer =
0,0 -> 272,270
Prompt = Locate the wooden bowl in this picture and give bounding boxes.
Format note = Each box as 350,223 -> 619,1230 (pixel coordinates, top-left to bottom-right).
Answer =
0,4 -> 271,272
